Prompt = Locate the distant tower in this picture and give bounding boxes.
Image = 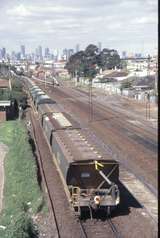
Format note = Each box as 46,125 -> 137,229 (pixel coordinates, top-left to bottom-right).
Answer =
0,49 -> 2,59
21,45 -> 25,58
98,42 -> 102,53
122,51 -> 127,59
1,47 -> 6,59
63,48 -> 68,60
76,44 -> 80,53
45,47 -> 50,58
68,49 -> 74,59
38,45 -> 42,59
11,51 -> 16,61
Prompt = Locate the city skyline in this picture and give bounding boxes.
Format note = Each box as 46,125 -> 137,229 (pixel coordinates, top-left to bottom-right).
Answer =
0,44 -> 155,62
0,0 -> 158,55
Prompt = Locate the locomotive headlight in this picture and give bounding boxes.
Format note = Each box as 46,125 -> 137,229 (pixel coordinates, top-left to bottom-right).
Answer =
94,195 -> 101,205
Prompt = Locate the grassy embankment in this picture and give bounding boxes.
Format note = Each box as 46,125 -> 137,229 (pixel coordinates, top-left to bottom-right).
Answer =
0,121 -> 45,238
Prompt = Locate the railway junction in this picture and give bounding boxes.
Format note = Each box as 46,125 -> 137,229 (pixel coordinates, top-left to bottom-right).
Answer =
20,75 -> 157,238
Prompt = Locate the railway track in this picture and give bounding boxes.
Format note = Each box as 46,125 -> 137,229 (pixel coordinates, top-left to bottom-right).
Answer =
23,77 -> 157,237
107,217 -> 122,238
42,86 -> 157,178
79,216 -> 122,238
37,83 -> 158,221
39,84 -> 156,147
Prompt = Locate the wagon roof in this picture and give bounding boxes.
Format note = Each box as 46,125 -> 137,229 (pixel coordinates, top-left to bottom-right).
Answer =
30,86 -> 39,91
31,88 -> 42,93
46,111 -> 80,130
38,103 -> 60,115
54,129 -> 113,163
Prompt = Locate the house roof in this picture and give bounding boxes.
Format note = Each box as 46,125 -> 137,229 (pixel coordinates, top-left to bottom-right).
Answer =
0,79 -> 10,88
104,71 -> 128,78
0,100 -> 11,106
132,76 -> 155,88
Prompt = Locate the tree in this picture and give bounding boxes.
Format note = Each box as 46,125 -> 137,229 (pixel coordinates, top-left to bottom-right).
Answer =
83,44 -> 98,79
65,51 -> 85,77
65,44 -> 121,79
97,48 -> 120,70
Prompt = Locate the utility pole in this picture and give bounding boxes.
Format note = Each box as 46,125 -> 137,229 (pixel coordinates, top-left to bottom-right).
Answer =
147,55 -> 150,77
155,58 -> 158,95
52,77 -> 54,90
145,92 -> 150,120
8,59 -> 12,91
45,71 -> 46,89
89,78 -> 93,122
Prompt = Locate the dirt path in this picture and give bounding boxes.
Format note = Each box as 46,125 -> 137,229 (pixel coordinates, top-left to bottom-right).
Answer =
0,143 -> 8,213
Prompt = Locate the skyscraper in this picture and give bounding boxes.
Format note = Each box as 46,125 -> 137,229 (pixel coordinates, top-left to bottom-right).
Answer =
98,42 -> 102,53
1,48 -> 6,59
38,46 -> 42,59
21,45 -> 25,58
76,44 -> 80,53
0,49 -> 2,60
45,47 -> 50,58
11,51 -> 16,61
122,51 -> 127,59
63,48 -> 68,60
68,49 -> 74,59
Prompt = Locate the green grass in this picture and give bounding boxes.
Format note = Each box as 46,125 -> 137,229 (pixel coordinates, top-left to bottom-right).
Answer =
0,121 -> 45,237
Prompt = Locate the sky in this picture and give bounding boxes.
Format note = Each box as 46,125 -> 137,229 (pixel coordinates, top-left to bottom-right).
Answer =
0,0 -> 158,55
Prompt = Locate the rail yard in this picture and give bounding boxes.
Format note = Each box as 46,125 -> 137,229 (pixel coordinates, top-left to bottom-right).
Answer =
19,75 -> 157,238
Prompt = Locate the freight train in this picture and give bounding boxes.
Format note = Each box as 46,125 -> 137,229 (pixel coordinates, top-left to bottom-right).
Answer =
23,76 -> 120,217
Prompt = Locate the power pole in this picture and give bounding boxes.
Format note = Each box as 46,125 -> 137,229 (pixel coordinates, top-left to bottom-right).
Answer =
52,78 -> 54,90
147,55 -> 150,77
8,60 -> 12,91
89,78 -> 93,122
155,58 -> 158,95
45,71 -> 46,88
145,92 -> 150,120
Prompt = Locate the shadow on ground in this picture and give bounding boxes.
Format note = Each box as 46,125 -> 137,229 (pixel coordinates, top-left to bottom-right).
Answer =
80,181 -> 142,221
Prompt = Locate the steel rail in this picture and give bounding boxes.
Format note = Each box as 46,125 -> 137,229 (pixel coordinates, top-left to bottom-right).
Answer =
107,217 -> 122,238
79,221 -> 89,238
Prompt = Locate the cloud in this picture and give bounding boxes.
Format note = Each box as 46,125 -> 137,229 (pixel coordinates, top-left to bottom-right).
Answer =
134,16 -> 157,24
6,4 -> 31,17
6,3 -> 81,18
0,0 -> 158,54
